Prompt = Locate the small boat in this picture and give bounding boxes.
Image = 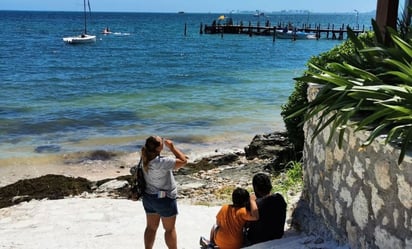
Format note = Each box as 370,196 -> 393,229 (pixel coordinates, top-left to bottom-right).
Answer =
63,0 -> 96,44
101,27 -> 112,35
275,29 -> 316,40
306,33 -> 318,39
63,34 -> 96,44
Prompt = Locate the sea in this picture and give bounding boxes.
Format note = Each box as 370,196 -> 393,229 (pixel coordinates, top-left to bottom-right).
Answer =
0,11 -> 374,164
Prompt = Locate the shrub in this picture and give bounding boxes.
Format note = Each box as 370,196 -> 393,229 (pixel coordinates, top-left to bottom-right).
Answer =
280,32 -> 372,153
272,160 -> 303,200
288,20 -> 412,164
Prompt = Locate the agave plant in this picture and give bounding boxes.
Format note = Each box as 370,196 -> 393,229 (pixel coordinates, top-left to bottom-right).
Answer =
290,20 -> 412,164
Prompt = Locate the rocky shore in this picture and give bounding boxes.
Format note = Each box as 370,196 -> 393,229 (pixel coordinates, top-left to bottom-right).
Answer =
0,132 -> 300,212
0,132 -> 356,249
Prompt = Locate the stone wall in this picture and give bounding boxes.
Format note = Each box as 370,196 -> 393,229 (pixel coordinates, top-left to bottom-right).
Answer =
297,84 -> 412,249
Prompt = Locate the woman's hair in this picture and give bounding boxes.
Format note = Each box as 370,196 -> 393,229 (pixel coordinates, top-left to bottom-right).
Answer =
231,187 -> 250,210
252,173 -> 272,198
141,136 -> 161,172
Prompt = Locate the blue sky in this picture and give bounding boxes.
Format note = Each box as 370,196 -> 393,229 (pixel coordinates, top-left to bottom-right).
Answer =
1,0 -> 379,13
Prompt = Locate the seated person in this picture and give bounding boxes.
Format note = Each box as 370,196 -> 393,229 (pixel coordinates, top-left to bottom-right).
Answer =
244,173 -> 287,246
200,187 -> 259,249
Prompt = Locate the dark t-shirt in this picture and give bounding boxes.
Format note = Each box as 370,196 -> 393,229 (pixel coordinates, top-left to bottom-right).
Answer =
245,193 -> 287,245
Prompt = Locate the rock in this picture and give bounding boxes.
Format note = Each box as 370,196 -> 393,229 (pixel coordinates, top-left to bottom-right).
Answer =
244,132 -> 300,171
210,153 -> 240,166
97,180 -> 129,192
1,132 -> 302,208
12,195 -> 31,203
88,150 -> 117,161
0,175 -> 93,209
179,182 -> 206,190
34,145 -> 61,153
245,132 -> 290,159
62,150 -> 119,164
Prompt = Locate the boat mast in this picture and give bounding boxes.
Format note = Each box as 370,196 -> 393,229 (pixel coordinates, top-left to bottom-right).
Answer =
83,0 -> 87,34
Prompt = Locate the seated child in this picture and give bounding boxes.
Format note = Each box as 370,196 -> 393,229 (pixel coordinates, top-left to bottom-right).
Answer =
200,187 -> 259,249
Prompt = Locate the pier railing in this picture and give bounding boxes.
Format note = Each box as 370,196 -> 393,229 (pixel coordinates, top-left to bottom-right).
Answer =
201,21 -> 370,40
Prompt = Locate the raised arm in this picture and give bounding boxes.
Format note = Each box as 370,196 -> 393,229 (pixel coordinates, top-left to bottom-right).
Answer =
249,193 -> 259,220
164,139 -> 188,169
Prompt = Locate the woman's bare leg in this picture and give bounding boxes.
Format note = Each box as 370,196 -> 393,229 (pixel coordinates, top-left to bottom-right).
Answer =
161,216 -> 177,249
144,214 -> 161,249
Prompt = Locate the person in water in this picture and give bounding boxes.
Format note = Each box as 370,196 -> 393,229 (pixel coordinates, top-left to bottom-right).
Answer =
102,27 -> 110,33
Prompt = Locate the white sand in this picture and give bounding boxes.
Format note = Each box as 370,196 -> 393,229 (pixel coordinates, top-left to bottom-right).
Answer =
0,151 -> 350,249
0,197 -> 350,249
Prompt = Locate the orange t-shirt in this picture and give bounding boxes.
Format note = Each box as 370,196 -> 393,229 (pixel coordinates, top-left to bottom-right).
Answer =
214,205 -> 255,249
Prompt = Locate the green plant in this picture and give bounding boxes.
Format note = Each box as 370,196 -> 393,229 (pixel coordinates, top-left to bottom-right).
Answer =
285,160 -> 303,184
288,20 -> 412,164
214,185 -> 236,199
272,160 -> 303,199
280,81 -> 307,153
280,32 -> 370,153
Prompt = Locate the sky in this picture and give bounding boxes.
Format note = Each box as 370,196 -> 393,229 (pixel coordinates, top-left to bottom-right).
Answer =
0,0 -> 379,13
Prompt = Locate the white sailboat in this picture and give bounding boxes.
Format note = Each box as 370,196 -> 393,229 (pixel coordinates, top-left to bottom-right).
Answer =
63,0 -> 96,44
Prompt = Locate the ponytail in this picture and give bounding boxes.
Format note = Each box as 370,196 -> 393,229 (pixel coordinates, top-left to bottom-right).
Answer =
141,147 -> 149,172
141,136 -> 161,172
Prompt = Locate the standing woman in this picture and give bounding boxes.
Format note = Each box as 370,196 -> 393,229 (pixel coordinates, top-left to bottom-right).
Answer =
141,135 -> 188,249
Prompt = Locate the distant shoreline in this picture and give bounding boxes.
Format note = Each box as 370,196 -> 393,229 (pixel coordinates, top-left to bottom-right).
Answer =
0,9 -> 376,15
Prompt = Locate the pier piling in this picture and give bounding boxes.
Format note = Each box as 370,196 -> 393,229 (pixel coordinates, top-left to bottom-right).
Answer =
203,20 -> 369,40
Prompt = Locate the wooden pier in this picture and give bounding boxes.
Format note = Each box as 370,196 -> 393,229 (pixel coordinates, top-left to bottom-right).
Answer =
200,20 -> 369,40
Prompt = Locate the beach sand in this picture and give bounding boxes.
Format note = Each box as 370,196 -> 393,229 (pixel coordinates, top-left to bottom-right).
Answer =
0,197 -> 349,249
0,151 -> 350,249
0,145 -> 244,188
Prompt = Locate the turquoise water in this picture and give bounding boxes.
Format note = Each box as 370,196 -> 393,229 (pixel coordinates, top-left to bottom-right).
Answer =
0,11 -> 374,160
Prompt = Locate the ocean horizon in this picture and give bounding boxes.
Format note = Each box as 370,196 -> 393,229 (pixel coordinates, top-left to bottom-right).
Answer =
0,11 -> 374,165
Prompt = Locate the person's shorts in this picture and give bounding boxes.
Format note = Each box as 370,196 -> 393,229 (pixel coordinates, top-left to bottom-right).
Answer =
142,194 -> 178,217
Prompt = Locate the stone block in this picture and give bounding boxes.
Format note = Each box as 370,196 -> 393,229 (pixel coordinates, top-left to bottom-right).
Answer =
374,161 -> 392,189
374,226 -> 403,249
339,187 -> 352,208
353,190 -> 368,229
345,170 -> 357,188
397,174 -> 412,209
353,156 -> 365,179
370,186 -> 384,219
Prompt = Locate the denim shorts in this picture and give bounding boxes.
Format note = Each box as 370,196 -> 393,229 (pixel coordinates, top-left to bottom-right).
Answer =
142,194 -> 178,218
